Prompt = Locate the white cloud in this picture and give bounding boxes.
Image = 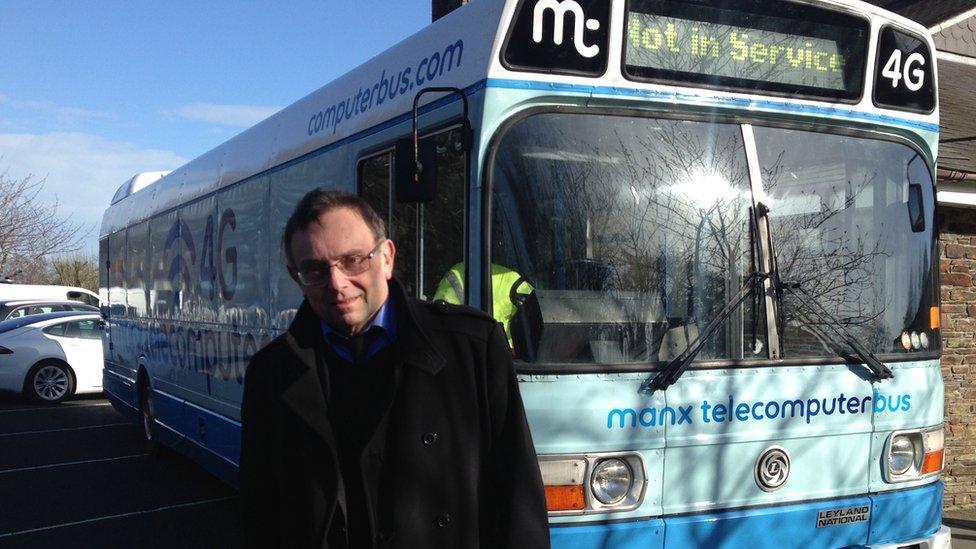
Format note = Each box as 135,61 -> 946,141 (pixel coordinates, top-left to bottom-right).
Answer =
0,132 -> 187,252
173,102 -> 281,127
0,95 -> 112,121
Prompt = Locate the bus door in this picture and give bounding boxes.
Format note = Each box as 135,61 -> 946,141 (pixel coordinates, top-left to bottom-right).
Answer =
359,127 -> 468,302
102,232 -> 132,404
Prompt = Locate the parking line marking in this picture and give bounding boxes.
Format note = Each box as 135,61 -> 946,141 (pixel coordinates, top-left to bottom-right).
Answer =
0,453 -> 148,475
0,402 -> 112,414
0,422 -> 132,438
0,496 -> 237,539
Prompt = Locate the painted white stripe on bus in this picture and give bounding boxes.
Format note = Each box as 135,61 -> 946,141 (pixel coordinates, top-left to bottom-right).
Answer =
0,496 -> 236,539
0,422 -> 131,438
0,402 -> 112,414
0,453 -> 147,475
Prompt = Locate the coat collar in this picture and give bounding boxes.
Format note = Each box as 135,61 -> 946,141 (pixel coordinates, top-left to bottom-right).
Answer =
387,278 -> 446,376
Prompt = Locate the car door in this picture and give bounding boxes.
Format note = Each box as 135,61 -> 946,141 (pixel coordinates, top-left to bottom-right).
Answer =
43,319 -> 104,392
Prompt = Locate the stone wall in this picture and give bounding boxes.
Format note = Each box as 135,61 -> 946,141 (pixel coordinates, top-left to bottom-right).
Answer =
940,205 -> 976,509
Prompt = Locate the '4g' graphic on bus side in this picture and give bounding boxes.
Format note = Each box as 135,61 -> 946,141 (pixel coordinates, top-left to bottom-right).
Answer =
503,0 -> 610,75
158,208 -> 238,313
531,0 -> 602,58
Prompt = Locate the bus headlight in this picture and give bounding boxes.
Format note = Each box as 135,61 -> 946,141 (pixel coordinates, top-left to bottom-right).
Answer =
539,453 -> 646,515
888,434 -> 918,475
885,425 -> 944,482
591,458 -> 632,504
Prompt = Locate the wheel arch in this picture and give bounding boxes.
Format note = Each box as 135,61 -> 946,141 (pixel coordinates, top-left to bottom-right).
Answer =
135,356 -> 152,407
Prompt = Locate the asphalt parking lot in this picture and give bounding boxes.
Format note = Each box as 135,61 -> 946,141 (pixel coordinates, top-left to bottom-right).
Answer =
0,395 -> 241,549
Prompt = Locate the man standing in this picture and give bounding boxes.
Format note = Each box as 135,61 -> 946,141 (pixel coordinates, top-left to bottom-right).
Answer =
240,189 -> 549,548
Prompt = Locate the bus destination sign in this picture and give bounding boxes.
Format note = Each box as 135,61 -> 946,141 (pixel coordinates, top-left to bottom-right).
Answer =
624,0 -> 868,101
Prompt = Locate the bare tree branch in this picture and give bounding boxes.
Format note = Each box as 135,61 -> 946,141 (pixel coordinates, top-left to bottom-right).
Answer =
0,169 -> 93,283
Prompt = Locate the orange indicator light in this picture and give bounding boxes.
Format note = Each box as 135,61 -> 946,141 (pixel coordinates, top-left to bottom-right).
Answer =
930,307 -> 940,330
921,450 -> 944,475
545,485 -> 585,511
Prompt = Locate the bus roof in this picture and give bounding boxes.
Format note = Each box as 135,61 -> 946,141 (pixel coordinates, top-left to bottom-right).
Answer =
100,0 -> 936,238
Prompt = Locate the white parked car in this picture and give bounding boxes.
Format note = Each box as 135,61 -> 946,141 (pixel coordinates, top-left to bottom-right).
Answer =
0,300 -> 99,320
0,312 -> 104,403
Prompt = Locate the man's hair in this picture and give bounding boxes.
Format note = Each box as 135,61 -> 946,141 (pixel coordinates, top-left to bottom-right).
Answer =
282,189 -> 387,266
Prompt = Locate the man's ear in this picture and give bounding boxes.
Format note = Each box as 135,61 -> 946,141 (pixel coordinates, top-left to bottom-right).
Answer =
287,264 -> 301,286
381,239 -> 396,280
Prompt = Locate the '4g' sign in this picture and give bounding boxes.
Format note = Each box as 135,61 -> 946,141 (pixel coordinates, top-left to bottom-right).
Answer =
874,26 -> 935,113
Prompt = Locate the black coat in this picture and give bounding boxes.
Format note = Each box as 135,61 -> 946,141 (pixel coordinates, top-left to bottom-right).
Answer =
240,281 -> 550,549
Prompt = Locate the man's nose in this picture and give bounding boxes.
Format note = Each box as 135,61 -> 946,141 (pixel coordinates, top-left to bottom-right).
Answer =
322,264 -> 352,291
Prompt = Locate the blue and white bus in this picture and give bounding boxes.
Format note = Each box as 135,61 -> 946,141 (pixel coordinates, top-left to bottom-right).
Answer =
101,0 -> 948,546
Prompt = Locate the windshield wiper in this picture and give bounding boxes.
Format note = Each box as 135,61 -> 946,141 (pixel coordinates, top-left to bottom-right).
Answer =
777,282 -> 893,380
641,271 -> 767,393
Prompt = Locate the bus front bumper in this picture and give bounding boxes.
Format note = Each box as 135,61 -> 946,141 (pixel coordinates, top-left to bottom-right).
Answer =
869,524 -> 950,549
550,481 -> 944,549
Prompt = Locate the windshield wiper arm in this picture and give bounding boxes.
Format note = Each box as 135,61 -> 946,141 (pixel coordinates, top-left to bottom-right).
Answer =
777,282 -> 893,380
641,272 -> 767,393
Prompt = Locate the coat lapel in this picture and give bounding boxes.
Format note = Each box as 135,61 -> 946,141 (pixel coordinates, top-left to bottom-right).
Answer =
279,301 -> 347,525
280,301 -> 334,446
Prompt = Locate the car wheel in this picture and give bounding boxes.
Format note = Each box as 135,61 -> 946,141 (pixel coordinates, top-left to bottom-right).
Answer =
140,379 -> 160,454
26,361 -> 74,404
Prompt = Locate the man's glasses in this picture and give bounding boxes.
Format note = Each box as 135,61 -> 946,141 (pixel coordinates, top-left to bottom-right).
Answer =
295,242 -> 383,286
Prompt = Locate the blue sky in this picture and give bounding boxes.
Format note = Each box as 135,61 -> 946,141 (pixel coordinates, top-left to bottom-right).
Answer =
0,1 -> 433,255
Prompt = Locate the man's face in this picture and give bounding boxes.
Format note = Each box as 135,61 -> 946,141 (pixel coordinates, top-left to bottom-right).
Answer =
288,207 -> 395,335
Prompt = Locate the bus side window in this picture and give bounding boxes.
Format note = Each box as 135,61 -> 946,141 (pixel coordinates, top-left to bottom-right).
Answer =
358,127 -> 466,302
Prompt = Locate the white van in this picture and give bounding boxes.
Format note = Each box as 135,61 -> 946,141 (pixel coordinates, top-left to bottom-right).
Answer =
0,284 -> 98,306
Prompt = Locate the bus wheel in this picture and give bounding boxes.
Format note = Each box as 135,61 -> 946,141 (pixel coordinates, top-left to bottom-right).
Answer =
25,361 -> 74,404
140,379 -> 160,455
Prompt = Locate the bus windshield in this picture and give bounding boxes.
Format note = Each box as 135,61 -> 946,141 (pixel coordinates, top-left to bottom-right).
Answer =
490,112 -> 938,367
755,127 -> 939,358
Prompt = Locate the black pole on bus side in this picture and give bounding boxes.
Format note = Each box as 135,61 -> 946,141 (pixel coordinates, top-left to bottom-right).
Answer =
411,86 -> 473,174
393,87 -> 471,203
432,0 -> 468,22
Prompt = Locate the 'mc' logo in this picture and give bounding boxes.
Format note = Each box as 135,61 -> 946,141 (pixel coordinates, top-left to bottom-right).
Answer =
532,0 -> 602,59
503,0 -> 610,75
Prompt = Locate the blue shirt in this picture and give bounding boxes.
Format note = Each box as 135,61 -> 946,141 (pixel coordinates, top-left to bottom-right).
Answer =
321,298 -> 397,363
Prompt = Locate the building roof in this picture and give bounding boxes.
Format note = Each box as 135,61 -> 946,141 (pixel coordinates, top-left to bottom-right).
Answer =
864,0 -> 976,27
934,15 -> 976,56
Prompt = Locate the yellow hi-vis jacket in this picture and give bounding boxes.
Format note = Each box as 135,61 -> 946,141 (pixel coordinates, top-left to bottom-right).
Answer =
433,263 -> 533,348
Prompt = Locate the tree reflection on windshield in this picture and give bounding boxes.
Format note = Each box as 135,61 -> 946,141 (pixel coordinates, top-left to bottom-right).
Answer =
491,113 -> 938,367
755,127 -> 938,357
491,113 -> 761,364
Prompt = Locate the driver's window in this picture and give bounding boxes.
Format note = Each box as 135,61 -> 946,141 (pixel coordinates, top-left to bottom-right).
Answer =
358,128 -> 467,301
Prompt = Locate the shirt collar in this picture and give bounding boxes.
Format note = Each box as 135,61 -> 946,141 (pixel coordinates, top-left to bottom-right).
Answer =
320,296 -> 396,341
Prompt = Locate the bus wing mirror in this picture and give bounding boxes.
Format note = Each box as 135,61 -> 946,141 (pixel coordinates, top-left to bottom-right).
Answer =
907,183 -> 925,232
394,137 -> 438,203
